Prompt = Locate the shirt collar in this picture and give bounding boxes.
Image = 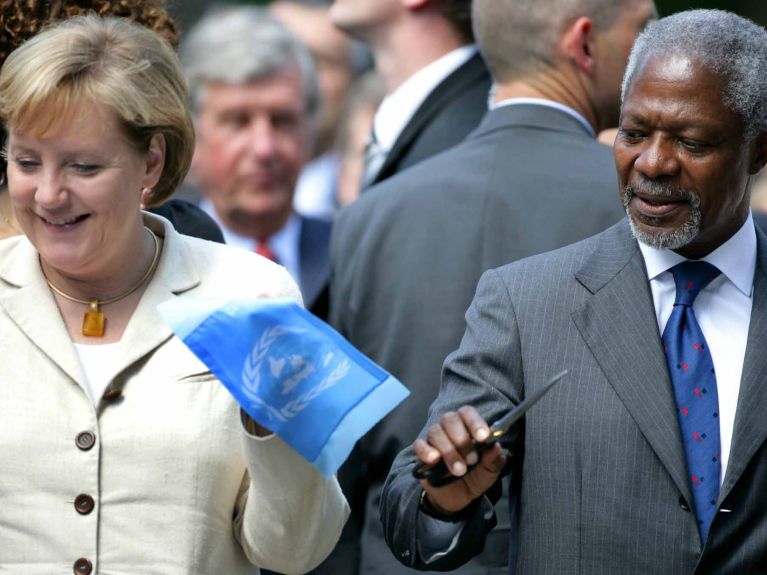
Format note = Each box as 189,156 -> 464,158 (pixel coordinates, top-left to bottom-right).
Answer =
490,97 -> 595,137
373,45 -> 480,151
639,211 -> 756,297
200,198 -> 299,253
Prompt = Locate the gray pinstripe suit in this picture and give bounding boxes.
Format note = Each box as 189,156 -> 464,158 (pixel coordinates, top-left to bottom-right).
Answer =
382,219 -> 767,574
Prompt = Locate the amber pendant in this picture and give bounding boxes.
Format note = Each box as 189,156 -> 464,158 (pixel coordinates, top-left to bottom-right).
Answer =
82,301 -> 105,337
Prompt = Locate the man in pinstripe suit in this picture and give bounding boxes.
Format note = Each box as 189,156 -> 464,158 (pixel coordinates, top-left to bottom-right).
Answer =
381,10 -> 767,574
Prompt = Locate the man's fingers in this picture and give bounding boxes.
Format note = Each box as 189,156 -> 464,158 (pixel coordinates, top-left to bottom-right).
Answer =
461,443 -> 506,499
458,405 -> 491,443
413,438 -> 441,465
425,413 -> 470,476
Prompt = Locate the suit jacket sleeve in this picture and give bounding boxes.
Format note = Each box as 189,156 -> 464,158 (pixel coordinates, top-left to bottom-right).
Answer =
381,269 -> 523,570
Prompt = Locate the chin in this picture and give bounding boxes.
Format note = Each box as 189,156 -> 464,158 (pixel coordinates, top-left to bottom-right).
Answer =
627,214 -> 700,250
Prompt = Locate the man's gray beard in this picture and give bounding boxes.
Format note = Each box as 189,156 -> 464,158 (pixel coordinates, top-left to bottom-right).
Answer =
622,181 -> 702,250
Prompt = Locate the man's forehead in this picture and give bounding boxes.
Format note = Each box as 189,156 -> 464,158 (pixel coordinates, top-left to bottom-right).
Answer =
623,52 -> 723,105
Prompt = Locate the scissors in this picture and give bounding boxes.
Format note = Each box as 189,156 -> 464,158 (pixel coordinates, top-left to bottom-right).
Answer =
412,369 -> 567,487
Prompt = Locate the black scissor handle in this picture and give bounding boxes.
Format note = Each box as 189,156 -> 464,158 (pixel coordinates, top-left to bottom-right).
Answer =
412,439 -> 499,487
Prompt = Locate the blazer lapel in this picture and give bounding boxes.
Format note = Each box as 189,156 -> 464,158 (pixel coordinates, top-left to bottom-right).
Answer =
719,227 -> 767,499
0,215 -> 202,394
112,214 -> 202,379
572,221 -> 691,503
0,238 -> 84,385
373,52 -> 488,184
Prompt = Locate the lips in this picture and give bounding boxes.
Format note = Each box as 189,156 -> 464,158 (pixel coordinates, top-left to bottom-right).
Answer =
632,193 -> 687,217
39,213 -> 89,229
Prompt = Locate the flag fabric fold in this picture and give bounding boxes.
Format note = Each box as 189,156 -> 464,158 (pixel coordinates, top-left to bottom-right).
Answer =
158,297 -> 409,476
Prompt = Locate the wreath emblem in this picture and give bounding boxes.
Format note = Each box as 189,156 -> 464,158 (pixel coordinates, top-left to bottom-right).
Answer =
240,325 -> 351,422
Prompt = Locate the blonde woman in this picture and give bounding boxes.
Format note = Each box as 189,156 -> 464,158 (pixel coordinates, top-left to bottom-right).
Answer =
0,15 -> 347,573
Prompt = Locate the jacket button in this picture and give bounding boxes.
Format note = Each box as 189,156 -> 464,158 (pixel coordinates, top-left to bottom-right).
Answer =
73,558 -> 92,574
102,387 -> 122,402
75,432 -> 96,451
678,496 -> 691,512
74,494 -> 95,515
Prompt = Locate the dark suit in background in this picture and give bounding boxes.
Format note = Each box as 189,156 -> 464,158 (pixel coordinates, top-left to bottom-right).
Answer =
150,199 -> 224,244
330,104 -> 626,574
365,52 -> 491,188
382,220 -> 767,574
298,215 -> 332,319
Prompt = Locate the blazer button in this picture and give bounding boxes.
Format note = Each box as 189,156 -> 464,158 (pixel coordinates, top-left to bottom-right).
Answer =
74,494 -> 95,515
73,558 -> 93,574
75,431 -> 96,451
678,496 -> 691,512
102,387 -> 122,402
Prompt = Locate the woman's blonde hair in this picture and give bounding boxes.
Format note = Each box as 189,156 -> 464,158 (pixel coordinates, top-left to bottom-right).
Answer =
0,14 -> 193,205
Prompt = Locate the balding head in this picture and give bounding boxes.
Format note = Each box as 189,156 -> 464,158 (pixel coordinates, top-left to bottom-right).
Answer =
474,0 -> 643,82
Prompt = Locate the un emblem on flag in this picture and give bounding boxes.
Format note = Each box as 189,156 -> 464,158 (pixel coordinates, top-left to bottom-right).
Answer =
240,325 -> 351,422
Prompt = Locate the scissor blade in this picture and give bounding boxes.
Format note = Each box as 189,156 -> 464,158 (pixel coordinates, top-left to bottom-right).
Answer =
488,369 -> 567,437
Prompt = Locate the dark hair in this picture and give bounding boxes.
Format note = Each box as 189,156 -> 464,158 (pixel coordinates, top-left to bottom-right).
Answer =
0,0 -> 178,64
439,0 -> 474,43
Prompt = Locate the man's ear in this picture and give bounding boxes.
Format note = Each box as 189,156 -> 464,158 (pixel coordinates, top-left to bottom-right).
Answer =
749,133 -> 767,175
560,16 -> 596,76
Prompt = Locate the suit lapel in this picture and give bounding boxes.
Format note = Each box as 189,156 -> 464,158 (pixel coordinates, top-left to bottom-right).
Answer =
297,216 -> 330,309
572,222 -> 692,503
720,227 -> 767,499
373,52 -> 488,184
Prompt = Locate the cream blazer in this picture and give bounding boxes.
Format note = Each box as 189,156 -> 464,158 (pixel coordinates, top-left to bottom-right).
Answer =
0,213 -> 348,574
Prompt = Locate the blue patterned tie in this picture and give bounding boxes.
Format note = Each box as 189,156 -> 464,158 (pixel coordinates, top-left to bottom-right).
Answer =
662,260 -> 722,544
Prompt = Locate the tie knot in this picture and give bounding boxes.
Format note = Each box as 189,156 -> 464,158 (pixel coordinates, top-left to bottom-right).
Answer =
670,260 -> 721,306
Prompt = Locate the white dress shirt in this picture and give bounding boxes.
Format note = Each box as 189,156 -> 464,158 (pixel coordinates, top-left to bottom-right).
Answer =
373,45 -> 480,152
639,212 -> 755,483
200,199 -> 302,285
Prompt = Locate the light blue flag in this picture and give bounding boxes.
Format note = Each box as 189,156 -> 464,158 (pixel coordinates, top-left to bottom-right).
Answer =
158,297 -> 410,476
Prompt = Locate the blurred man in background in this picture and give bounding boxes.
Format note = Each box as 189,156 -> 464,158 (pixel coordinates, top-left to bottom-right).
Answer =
331,0 -> 490,189
181,6 -> 331,318
270,0 -> 369,220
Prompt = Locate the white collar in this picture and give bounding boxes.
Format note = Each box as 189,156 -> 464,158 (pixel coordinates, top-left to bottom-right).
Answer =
199,199 -> 301,273
491,97 -> 595,137
373,45 -> 480,151
639,211 -> 756,297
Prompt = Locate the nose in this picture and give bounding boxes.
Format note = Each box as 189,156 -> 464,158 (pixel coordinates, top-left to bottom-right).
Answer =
633,134 -> 680,179
34,168 -> 67,208
247,116 -> 278,160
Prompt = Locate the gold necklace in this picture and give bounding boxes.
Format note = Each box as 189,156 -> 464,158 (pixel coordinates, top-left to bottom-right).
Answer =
45,228 -> 161,337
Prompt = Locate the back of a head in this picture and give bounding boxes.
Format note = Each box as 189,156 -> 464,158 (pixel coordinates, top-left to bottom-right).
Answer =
0,14 -> 194,205
179,4 -> 319,118
621,9 -> 767,140
473,0 -> 636,82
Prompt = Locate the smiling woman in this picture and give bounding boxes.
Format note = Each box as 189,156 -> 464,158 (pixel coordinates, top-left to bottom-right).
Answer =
0,0 -> 224,243
0,15 -> 347,574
